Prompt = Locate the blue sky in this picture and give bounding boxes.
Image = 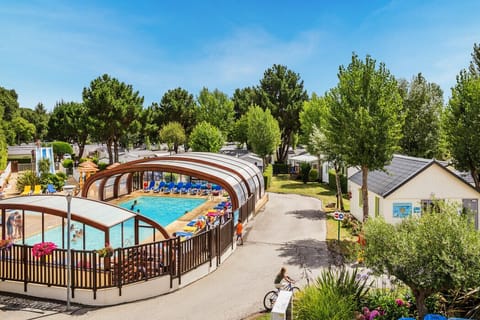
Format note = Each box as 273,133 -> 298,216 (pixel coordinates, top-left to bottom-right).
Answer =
1,0 -> 479,110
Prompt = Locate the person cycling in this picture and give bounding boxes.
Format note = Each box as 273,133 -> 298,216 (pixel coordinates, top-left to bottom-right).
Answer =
274,267 -> 295,290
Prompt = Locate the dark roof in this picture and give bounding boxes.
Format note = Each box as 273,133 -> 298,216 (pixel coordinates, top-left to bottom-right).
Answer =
349,154 -> 476,197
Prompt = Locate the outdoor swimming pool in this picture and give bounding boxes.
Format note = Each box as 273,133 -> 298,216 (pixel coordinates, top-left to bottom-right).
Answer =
25,196 -> 206,250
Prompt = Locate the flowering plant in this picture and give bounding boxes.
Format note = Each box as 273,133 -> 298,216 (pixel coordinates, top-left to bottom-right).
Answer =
0,239 -> 13,250
32,241 -> 57,258
358,293 -> 412,320
97,243 -> 114,258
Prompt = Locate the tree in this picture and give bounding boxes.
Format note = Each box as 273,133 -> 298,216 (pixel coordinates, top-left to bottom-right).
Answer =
0,86 -> 20,122
299,93 -> 329,146
258,64 -> 308,162
154,87 -> 197,138
468,42 -> 480,76
189,121 -> 224,152
196,88 -> 235,139
232,87 -> 259,119
326,54 -> 404,221
83,74 -> 144,164
398,73 -> 444,159
231,114 -> 249,148
246,105 -> 281,169
364,204 -> 480,319
11,116 -> 36,144
48,101 -> 90,158
20,103 -> 49,140
443,75 -> 480,190
51,141 -> 73,162
0,86 -> 21,145
309,126 -> 345,210
159,122 -> 186,154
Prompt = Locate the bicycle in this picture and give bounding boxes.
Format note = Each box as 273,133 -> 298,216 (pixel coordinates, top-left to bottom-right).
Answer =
263,281 -> 300,311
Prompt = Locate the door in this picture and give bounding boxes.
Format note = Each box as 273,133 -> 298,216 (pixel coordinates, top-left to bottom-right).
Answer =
463,199 -> 479,229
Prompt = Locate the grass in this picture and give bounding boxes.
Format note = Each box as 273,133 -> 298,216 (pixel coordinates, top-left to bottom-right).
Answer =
269,174 -> 340,206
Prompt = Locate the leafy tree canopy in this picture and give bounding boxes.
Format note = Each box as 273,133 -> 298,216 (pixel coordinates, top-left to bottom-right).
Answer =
443,76 -> 480,190
364,204 -> 480,319
189,121 -> 224,153
83,74 -> 144,164
232,87 -> 259,120
157,87 -> 197,135
159,121 -> 186,153
196,87 -> 235,139
48,101 -> 90,158
398,73 -> 444,159
326,53 -> 404,220
246,105 -> 280,168
299,93 -> 329,147
258,64 -> 308,163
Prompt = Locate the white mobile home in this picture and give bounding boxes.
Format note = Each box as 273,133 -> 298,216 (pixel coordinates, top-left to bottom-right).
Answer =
349,154 -> 479,227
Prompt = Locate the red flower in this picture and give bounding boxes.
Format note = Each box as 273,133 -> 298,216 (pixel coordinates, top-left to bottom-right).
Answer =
32,242 -> 57,258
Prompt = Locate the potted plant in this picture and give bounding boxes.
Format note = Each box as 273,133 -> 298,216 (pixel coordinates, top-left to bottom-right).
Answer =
0,239 -> 13,251
32,241 -> 57,264
97,243 -> 114,258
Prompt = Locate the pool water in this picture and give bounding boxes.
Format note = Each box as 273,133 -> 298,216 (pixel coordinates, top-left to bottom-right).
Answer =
25,196 -> 206,250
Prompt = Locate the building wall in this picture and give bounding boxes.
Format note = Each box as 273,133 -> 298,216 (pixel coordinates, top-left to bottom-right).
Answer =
349,164 -> 480,225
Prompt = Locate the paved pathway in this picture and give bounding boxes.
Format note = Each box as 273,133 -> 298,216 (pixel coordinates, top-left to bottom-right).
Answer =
1,193 -> 330,320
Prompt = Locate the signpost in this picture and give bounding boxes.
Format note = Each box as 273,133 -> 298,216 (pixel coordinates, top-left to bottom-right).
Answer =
333,211 -> 344,242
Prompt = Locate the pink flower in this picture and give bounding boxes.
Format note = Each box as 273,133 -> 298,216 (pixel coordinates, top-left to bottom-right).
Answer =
362,307 -> 370,317
369,310 -> 380,320
32,242 -> 57,258
396,298 -> 404,306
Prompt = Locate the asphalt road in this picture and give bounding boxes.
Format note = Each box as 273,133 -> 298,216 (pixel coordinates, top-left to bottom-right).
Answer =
1,192 -> 330,320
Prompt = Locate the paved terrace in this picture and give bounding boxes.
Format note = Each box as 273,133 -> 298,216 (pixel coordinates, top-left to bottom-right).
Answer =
1,193 -> 330,320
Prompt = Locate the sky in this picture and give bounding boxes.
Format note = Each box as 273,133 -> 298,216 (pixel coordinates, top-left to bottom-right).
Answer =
1,0 -> 479,110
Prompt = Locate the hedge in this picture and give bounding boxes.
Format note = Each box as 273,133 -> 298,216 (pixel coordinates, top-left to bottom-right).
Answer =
328,169 -> 347,193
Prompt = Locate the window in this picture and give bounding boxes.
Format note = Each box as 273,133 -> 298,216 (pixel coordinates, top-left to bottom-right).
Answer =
375,196 -> 380,217
358,188 -> 363,206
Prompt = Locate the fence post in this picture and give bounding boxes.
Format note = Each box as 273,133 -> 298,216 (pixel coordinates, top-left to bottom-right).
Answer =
23,245 -> 28,292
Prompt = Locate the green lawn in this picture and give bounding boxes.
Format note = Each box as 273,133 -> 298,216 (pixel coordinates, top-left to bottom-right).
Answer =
268,174 -> 350,213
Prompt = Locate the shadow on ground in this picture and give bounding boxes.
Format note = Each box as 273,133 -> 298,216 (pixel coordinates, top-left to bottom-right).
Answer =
285,209 -> 326,221
276,238 -> 331,269
0,292 -> 97,315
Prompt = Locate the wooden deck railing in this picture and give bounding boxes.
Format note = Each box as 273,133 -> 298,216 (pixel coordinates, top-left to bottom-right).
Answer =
0,202 -> 254,300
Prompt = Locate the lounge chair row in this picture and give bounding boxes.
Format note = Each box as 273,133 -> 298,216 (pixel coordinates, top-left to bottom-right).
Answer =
20,184 -> 57,195
143,181 -> 222,196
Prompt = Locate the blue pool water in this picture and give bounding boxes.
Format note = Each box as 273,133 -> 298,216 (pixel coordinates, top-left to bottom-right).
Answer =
25,196 -> 206,250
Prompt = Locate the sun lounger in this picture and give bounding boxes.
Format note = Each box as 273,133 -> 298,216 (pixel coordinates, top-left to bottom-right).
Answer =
33,185 -> 42,195
46,184 -> 57,194
153,181 -> 165,193
20,185 -> 32,195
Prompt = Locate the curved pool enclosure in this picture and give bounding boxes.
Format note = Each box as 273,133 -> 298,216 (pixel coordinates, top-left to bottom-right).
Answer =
0,152 -> 266,305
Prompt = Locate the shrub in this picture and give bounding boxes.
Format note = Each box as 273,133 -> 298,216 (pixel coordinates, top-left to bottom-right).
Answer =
328,169 -> 347,193
62,159 -> 73,169
361,289 -> 413,320
273,162 -> 288,174
263,164 -> 273,189
300,162 -> 311,184
315,267 -> 371,311
295,285 -> 355,320
309,168 -> 318,182
97,162 -> 108,171
16,170 -> 40,193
